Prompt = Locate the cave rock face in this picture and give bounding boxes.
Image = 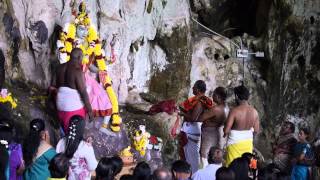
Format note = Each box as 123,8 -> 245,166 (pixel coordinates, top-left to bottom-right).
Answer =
0,0 -> 191,102
264,0 -> 320,128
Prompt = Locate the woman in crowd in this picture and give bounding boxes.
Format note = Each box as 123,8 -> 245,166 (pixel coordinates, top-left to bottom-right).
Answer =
0,118 -> 24,180
56,115 -> 98,180
23,118 -> 56,180
291,126 -> 314,180
229,157 -> 251,180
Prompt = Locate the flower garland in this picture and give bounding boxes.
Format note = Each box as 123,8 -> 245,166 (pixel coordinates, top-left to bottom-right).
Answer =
0,139 -> 8,148
0,89 -> 17,109
120,146 -> 133,157
57,2 -> 122,132
133,125 -> 150,156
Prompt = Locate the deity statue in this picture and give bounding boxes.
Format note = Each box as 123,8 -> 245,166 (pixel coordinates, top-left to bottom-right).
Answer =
57,2 -> 122,134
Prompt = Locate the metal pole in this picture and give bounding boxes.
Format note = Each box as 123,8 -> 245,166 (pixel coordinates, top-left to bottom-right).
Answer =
243,57 -> 245,82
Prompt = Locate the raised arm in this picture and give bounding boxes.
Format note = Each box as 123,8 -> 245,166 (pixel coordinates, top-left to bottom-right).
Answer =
75,70 -> 93,119
223,110 -> 235,137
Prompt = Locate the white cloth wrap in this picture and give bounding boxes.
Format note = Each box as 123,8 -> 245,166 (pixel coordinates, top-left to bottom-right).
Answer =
57,87 -> 84,111
227,129 -> 253,146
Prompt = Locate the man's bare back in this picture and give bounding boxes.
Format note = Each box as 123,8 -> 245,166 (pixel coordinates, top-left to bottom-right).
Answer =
231,104 -> 259,130
57,62 -> 83,90
56,48 -> 93,118
200,104 -> 226,127
224,103 -> 259,136
224,85 -> 260,137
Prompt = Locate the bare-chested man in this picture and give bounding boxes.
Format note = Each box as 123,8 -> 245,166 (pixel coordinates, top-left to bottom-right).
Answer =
179,80 -> 213,173
223,85 -> 259,166
56,48 -> 93,132
187,87 -> 228,167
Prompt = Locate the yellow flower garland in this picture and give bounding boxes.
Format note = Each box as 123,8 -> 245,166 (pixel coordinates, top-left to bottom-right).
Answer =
57,4 -> 122,132
0,93 -> 17,109
133,129 -> 150,156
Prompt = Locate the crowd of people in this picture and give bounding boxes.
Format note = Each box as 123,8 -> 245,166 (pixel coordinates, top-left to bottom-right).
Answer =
1,48 -> 320,180
1,114 -> 318,180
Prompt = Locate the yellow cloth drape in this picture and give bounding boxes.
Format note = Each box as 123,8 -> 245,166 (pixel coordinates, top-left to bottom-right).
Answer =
225,139 -> 253,167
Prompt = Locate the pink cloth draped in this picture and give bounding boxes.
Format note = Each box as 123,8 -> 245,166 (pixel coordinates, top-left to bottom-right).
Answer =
84,72 -> 112,117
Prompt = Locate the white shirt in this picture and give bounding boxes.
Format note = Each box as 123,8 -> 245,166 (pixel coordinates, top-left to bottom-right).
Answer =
56,138 -> 98,180
192,163 -> 222,180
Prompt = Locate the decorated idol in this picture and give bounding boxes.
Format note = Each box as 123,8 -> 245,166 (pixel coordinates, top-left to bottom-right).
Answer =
57,2 -> 122,134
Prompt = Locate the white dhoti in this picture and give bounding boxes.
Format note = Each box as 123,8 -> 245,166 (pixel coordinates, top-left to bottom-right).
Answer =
182,122 -> 201,173
225,129 -> 253,167
184,134 -> 200,174
57,87 -> 84,111
56,87 -> 85,132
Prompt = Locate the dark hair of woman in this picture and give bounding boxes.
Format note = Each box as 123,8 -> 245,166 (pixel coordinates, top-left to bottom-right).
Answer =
216,167 -> 235,180
133,161 -> 151,180
299,126 -> 311,136
229,157 -> 250,180
64,115 -> 85,159
0,144 -> 9,180
96,157 -> 115,180
23,118 -> 45,167
111,156 -> 123,176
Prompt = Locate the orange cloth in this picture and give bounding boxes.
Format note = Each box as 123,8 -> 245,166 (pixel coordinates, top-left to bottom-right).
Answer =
179,95 -> 213,112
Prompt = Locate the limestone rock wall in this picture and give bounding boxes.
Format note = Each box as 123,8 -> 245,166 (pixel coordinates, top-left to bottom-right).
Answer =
263,0 -> 320,135
0,0 -> 191,102
188,0 -> 320,157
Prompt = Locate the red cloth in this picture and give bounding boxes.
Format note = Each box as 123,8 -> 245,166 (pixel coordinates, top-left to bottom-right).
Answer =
58,108 -> 86,133
149,135 -> 158,145
148,99 -> 177,115
171,114 -> 180,138
179,95 -> 213,112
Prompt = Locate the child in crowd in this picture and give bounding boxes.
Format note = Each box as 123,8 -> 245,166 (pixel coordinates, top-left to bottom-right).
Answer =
291,126 -> 314,180
132,161 -> 151,180
56,115 -> 98,180
48,153 -> 70,180
95,156 -> 123,180
23,119 -> 56,180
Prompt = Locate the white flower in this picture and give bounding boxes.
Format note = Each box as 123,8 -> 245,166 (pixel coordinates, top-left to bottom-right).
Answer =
0,140 -> 8,148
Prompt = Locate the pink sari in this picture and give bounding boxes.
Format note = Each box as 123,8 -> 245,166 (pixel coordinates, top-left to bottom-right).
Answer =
84,72 -> 112,117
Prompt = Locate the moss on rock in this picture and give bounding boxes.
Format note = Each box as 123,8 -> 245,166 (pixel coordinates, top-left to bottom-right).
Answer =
149,27 -> 191,101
